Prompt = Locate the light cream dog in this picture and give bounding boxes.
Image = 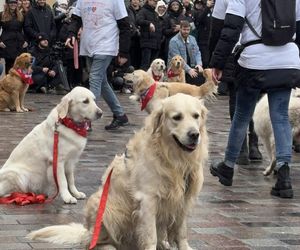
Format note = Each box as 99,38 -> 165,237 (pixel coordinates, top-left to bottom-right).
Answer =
0,87 -> 103,204
147,58 -> 166,82
253,94 -> 300,176
124,69 -> 217,113
28,94 -> 209,250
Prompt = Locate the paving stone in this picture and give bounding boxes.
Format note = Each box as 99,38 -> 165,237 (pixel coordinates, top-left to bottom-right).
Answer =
0,93 -> 299,249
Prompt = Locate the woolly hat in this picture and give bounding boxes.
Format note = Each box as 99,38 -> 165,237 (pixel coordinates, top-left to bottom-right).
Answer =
6,0 -> 18,4
36,33 -> 49,43
155,0 -> 167,16
57,0 -> 68,5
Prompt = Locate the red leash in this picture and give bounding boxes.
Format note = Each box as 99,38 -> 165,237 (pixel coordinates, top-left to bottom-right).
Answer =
0,129 -> 60,205
89,168 -> 113,250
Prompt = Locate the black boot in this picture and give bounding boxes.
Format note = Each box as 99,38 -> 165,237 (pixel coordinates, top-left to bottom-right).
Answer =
248,121 -> 263,161
210,161 -> 234,186
271,163 -> 293,198
236,137 -> 250,165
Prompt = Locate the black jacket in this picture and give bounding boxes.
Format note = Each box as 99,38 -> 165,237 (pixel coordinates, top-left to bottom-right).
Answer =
127,5 -> 140,38
194,6 -> 212,46
24,4 -> 57,45
30,45 -> 58,74
136,3 -> 162,49
0,13 -> 26,59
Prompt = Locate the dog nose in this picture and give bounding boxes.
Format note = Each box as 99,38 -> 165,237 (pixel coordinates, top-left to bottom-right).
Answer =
188,131 -> 199,141
96,109 -> 103,119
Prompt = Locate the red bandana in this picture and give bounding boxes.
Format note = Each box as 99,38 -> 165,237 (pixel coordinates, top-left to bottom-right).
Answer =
167,69 -> 180,78
16,69 -> 33,85
0,192 -> 46,206
59,117 -> 89,137
152,71 -> 162,81
141,83 -> 157,111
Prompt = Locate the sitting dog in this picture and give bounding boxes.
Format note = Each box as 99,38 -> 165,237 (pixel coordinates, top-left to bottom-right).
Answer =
253,94 -> 300,176
28,93 -> 208,250
0,53 -> 34,112
147,58 -> 166,82
124,69 -> 217,113
0,87 -> 103,204
167,55 -> 186,83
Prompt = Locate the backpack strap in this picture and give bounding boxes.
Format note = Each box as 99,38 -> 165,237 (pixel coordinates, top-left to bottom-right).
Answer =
245,17 -> 261,39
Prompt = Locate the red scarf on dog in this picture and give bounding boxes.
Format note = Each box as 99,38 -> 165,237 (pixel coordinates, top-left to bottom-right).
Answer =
16,69 -> 33,85
140,83 -> 157,111
152,71 -> 162,81
167,69 -> 180,78
59,117 -> 89,137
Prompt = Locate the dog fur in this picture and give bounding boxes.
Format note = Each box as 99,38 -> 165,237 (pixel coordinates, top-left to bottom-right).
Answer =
28,93 -> 209,250
0,53 -> 33,112
147,58 -> 166,82
124,69 -> 217,113
0,87 -> 102,204
167,55 -> 186,83
253,94 -> 300,176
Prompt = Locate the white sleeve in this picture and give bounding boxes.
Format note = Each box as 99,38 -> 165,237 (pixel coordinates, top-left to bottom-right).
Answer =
297,0 -> 300,21
226,0 -> 246,18
212,0 -> 228,20
73,0 -> 81,17
114,0 -> 128,20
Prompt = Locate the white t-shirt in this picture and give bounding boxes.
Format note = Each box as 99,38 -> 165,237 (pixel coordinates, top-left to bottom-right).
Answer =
73,0 -> 128,57
213,0 -> 300,70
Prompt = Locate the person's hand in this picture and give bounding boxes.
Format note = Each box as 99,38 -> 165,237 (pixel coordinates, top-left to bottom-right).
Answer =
207,0 -> 214,8
174,25 -> 180,32
48,70 -> 56,77
65,36 -> 75,49
22,41 -> 28,48
42,67 -> 49,73
188,68 -> 198,78
0,42 -> 6,48
117,56 -> 128,66
149,23 -> 155,32
195,65 -> 203,73
212,68 -> 222,83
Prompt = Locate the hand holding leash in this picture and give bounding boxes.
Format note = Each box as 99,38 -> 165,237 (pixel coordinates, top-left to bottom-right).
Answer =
65,36 -> 75,49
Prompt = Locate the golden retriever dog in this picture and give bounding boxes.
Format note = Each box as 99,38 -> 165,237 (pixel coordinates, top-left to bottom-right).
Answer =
167,55 -> 186,83
0,87 -> 102,204
28,94 -> 209,250
253,95 -> 300,176
0,53 -> 33,112
124,69 -> 217,113
147,58 -> 166,82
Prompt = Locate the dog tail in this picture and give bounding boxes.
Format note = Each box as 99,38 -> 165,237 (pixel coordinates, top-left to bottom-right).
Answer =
198,75 -> 218,101
27,223 -> 90,246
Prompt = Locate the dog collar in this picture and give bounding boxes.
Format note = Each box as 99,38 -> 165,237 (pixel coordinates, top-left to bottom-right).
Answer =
59,117 -> 89,137
16,69 -> 33,85
167,69 -> 180,78
140,82 -> 157,111
152,71 -> 161,81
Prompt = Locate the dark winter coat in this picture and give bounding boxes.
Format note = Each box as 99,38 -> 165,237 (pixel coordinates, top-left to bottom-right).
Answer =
24,4 -> 56,45
30,45 -> 58,74
0,13 -> 26,60
127,5 -> 141,38
136,3 -> 162,49
194,6 -> 212,46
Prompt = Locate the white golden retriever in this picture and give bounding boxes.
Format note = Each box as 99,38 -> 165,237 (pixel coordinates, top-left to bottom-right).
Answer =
147,58 -> 166,82
0,87 -> 102,204
28,93 -> 209,250
253,94 -> 300,176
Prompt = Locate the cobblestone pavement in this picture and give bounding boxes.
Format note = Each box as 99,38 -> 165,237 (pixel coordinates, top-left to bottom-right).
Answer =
0,92 -> 299,250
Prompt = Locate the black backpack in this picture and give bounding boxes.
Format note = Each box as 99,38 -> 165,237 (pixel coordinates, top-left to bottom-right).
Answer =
247,0 -> 296,46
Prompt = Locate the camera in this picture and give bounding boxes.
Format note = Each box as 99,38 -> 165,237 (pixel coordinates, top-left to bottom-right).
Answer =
108,63 -> 135,91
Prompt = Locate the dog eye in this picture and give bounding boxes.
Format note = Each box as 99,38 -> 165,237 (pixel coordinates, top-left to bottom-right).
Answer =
173,114 -> 182,121
193,113 -> 200,119
83,99 -> 89,104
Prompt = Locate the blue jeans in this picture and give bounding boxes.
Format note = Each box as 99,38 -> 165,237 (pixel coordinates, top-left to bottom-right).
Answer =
87,55 -> 124,117
225,67 -> 292,167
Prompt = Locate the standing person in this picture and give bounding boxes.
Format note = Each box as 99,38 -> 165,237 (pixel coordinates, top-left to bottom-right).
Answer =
168,20 -> 204,85
209,0 -> 300,198
66,0 -> 131,130
20,0 -> 32,15
155,0 -> 167,62
0,0 -> 28,74
136,0 -> 162,71
24,0 -> 56,48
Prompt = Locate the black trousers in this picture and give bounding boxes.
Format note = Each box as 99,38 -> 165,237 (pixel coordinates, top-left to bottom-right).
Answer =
140,48 -> 159,71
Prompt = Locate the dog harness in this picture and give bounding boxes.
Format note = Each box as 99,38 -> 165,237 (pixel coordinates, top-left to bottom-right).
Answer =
140,82 -> 157,111
167,69 -> 180,78
16,69 -> 33,85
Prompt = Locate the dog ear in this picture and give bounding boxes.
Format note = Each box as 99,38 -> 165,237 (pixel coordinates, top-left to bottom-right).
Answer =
198,100 -> 208,121
13,55 -> 23,69
150,106 -> 164,134
57,96 -> 71,119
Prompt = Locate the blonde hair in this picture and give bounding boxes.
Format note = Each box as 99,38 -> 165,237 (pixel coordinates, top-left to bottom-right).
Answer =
1,4 -> 24,22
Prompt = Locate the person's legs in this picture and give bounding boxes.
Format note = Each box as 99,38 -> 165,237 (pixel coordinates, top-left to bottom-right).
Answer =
267,88 -> 293,198
140,48 -> 151,71
88,54 -> 128,130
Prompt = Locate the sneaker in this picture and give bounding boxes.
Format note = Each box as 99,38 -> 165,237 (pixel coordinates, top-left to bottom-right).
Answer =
271,163 -> 293,198
236,152 -> 250,165
105,114 -> 129,130
122,87 -> 132,94
210,161 -> 234,186
55,84 -> 68,95
249,146 -> 263,161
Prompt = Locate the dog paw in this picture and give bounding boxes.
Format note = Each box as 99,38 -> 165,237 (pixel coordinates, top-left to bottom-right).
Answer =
129,95 -> 139,101
263,169 -> 272,176
16,109 -> 24,113
62,195 -> 77,204
22,107 -> 29,112
73,191 -> 86,200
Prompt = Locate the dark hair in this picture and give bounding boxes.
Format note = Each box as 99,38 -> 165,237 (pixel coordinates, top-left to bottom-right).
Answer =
180,20 -> 190,28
